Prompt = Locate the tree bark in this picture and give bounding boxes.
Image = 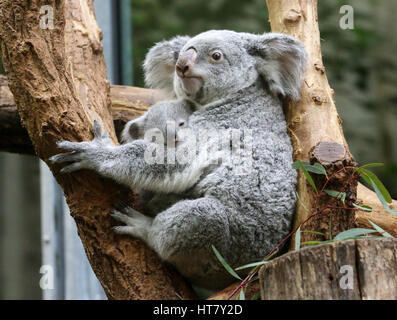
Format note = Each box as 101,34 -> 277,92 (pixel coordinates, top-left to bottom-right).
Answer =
0,0 -> 194,300
259,238 -> 397,299
266,0 -> 359,245
0,75 -> 165,154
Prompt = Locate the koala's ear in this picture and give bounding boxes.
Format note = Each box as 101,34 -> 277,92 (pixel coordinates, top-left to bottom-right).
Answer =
246,33 -> 307,101
121,117 -> 144,143
143,36 -> 191,95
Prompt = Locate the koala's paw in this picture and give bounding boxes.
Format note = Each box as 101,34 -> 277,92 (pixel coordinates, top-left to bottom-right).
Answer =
49,120 -> 114,173
110,202 -> 153,241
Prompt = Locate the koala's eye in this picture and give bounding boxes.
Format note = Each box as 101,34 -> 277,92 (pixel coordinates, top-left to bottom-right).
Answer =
178,120 -> 185,127
210,51 -> 223,62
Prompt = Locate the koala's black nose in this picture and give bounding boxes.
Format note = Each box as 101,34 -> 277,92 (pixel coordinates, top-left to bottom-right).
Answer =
176,48 -> 197,78
176,64 -> 190,76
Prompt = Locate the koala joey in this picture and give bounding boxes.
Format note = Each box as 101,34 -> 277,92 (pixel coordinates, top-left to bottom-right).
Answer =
122,99 -> 198,216
50,30 -> 307,290
121,99 -> 197,147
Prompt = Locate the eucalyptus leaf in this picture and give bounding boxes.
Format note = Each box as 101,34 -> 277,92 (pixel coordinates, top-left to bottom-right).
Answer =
333,228 -> 377,241
292,161 -> 326,175
368,177 -> 397,215
295,227 -> 301,251
352,203 -> 373,212
235,261 -> 268,271
238,288 -> 245,300
368,220 -> 394,238
358,163 -> 384,169
293,161 -> 317,192
361,169 -> 392,203
307,163 -> 327,175
300,241 -> 324,246
324,189 -> 346,203
212,245 -> 242,280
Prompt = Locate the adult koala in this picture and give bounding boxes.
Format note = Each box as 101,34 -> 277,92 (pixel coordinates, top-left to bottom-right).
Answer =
51,30 -> 307,290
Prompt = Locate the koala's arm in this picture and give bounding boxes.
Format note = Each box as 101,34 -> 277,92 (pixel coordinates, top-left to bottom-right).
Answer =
50,121 -> 204,193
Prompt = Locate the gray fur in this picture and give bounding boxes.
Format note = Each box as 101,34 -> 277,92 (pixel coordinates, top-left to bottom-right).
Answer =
121,99 -> 198,217
121,99 -> 197,147
50,30 -> 306,290
143,36 -> 191,96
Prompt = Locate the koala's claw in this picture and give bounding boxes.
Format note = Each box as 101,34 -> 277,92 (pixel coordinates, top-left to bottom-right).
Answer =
110,207 -> 153,241
111,226 -> 135,235
110,210 -> 134,225
50,151 -> 81,164
59,161 -> 88,174
114,199 -> 129,211
114,200 -> 144,219
55,140 -> 89,152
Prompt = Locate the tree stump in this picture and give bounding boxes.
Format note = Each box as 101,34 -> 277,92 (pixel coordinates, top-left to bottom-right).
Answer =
303,141 -> 358,242
259,238 -> 397,299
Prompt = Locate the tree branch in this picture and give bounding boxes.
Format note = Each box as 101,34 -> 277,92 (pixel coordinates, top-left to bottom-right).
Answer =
0,75 -> 165,154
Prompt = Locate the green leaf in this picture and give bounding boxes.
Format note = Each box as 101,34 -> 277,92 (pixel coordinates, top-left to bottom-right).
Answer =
236,250 -> 278,271
295,227 -> 301,251
352,203 -> 373,212
238,288 -> 245,300
235,261 -> 268,271
333,228 -> 377,241
300,241 -> 325,246
368,220 -> 394,238
293,161 -> 317,192
307,163 -> 327,175
357,168 -> 392,203
324,189 -> 346,203
212,245 -> 242,280
292,161 -> 326,175
368,177 -> 397,215
358,163 -> 384,169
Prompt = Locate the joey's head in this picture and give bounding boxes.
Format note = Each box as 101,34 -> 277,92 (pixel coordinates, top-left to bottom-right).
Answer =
121,100 -> 196,147
144,30 -> 307,105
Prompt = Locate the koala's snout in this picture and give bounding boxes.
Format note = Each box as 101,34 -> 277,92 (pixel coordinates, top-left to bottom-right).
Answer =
176,48 -> 197,78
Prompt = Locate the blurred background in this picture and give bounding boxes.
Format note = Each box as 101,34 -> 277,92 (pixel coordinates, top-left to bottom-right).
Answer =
0,0 -> 396,299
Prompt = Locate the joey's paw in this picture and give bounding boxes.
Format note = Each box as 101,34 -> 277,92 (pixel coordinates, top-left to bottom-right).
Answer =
49,121 -> 114,174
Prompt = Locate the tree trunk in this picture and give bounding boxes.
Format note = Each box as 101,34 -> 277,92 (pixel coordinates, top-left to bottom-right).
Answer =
0,0 -> 194,300
266,0 -> 359,245
259,238 -> 397,299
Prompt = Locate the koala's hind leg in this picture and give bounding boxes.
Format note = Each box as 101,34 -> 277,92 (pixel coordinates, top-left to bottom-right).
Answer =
111,197 -> 238,289
148,197 -> 236,289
